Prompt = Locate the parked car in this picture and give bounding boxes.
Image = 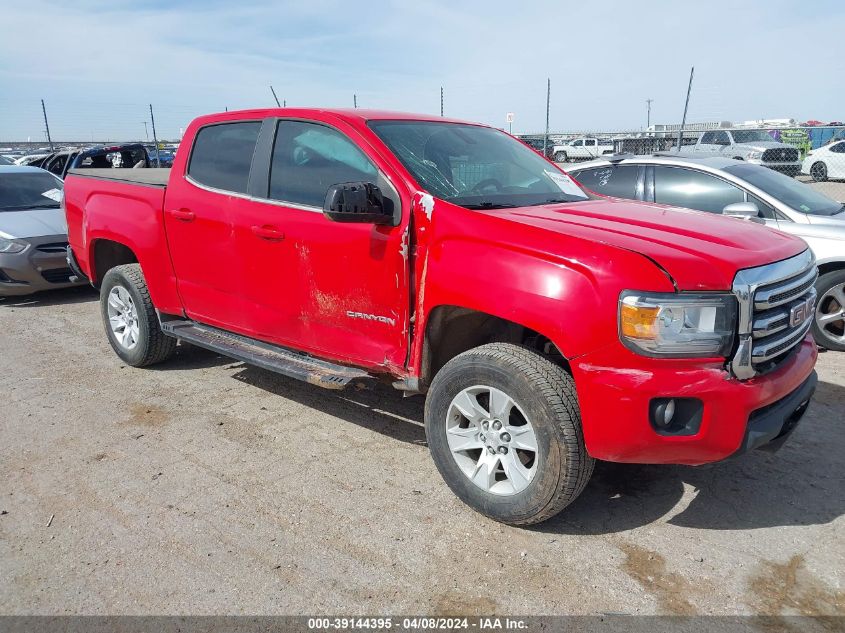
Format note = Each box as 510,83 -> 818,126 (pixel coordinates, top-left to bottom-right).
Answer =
31,144 -> 150,179
552,137 -> 614,163
14,153 -> 51,166
0,166 -> 83,296
675,129 -> 801,175
801,139 -> 845,182
64,109 -> 817,525
567,155 -> 845,350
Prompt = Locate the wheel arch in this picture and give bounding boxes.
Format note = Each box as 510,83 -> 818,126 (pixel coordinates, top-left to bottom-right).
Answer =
419,305 -> 570,391
89,238 -> 139,285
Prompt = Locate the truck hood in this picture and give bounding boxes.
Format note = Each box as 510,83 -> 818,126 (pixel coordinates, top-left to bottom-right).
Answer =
496,199 -> 808,291
738,141 -> 789,152
0,207 -> 68,240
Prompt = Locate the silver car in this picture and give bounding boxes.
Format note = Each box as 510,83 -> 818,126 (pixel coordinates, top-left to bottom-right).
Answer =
0,166 -> 84,296
567,155 -> 845,351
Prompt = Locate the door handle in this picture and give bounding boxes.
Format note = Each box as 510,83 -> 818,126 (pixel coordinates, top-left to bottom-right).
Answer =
251,225 -> 285,241
168,208 -> 195,222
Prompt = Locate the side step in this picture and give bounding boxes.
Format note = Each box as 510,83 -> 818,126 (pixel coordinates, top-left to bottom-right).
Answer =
160,319 -> 372,390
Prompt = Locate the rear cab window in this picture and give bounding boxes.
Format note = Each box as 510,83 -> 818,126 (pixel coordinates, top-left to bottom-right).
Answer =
188,122 -> 262,194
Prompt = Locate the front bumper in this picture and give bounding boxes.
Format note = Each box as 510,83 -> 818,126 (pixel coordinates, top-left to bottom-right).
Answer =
0,235 -> 85,297
747,159 -> 802,175
571,335 -> 818,465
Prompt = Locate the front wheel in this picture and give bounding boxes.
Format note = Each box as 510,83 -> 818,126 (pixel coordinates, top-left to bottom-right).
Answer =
553,151 -> 568,163
424,343 -> 594,525
813,270 -> 845,351
100,264 -> 177,366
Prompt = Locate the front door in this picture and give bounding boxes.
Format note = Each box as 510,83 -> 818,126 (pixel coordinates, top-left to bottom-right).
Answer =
231,118 -> 410,369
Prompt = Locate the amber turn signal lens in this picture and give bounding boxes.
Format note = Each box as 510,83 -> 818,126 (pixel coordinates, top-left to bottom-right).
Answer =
620,304 -> 659,339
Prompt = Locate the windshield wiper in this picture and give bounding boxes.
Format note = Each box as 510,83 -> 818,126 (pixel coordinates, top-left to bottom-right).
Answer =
462,202 -> 518,210
524,198 -> 577,206
1,203 -> 61,211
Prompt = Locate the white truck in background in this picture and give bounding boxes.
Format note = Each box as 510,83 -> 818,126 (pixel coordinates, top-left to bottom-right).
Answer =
553,138 -> 614,163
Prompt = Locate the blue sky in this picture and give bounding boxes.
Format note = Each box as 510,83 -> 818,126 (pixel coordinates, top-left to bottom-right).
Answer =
1,0 -> 844,141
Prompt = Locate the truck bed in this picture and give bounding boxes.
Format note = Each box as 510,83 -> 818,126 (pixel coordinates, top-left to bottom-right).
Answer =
66,167 -> 171,187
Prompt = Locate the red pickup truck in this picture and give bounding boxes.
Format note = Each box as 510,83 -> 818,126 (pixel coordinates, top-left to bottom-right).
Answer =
64,108 -> 818,525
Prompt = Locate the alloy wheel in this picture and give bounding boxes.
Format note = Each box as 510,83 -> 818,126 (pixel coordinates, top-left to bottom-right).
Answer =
445,385 -> 538,496
107,285 -> 140,350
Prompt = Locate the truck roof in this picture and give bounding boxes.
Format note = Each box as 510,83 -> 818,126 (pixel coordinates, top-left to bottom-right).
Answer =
191,108 -> 478,128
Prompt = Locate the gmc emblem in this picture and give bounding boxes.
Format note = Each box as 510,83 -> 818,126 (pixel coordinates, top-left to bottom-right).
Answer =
789,296 -> 814,327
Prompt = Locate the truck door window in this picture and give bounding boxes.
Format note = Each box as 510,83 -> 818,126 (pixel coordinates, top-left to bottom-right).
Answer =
713,131 -> 730,146
269,121 -> 378,208
572,140 -> 583,147
573,166 -> 639,199
653,166 -> 744,213
700,132 -> 715,144
585,139 -> 596,146
188,122 -> 261,194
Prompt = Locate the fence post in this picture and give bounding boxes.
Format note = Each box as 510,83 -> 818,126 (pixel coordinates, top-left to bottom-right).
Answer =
543,79 -> 550,156
677,67 -> 694,150
149,104 -> 161,168
41,99 -> 54,152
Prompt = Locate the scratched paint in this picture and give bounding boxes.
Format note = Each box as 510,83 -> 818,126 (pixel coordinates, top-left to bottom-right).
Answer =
419,193 -> 435,220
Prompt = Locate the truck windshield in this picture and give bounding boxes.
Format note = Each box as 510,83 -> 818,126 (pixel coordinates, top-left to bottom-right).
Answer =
724,163 -> 844,216
0,172 -> 63,211
731,130 -> 776,144
369,121 -> 588,209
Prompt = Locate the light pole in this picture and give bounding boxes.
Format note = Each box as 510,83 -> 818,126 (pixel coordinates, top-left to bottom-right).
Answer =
646,98 -> 653,129
142,121 -> 149,140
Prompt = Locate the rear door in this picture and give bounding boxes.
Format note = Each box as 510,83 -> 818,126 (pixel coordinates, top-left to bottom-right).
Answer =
163,120 -> 262,330
229,117 -> 410,368
570,164 -> 643,200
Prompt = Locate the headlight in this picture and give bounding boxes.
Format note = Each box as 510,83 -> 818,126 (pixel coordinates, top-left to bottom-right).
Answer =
747,151 -> 762,159
0,237 -> 26,254
619,291 -> 736,357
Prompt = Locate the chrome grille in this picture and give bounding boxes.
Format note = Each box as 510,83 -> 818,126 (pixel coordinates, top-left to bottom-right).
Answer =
762,147 -> 799,163
731,250 -> 816,380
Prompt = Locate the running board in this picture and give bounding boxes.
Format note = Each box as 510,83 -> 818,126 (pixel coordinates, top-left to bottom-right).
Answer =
160,320 -> 372,390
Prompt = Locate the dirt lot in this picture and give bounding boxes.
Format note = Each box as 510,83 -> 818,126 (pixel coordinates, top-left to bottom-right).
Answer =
0,287 -> 843,616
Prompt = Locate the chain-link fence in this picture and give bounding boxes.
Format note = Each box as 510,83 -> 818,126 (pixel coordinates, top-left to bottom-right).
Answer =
517,125 -> 845,202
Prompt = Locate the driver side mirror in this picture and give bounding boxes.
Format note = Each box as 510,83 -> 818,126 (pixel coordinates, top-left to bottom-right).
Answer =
323,182 -> 393,225
723,202 -> 764,224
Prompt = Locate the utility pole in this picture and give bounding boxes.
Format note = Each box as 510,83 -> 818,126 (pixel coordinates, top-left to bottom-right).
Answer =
353,94 -> 357,109
149,104 -> 161,167
283,100 -> 287,107
270,85 -> 281,107
41,99 -> 54,152
646,98 -> 653,129
543,78 -> 550,156
440,86 -> 444,117
676,67 -> 694,151
142,121 -> 149,140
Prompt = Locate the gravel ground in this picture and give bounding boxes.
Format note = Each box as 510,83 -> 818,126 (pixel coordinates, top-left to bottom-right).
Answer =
0,287 -> 843,616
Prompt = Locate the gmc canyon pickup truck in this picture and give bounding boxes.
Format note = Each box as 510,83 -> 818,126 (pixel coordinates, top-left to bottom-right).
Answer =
64,108 -> 818,525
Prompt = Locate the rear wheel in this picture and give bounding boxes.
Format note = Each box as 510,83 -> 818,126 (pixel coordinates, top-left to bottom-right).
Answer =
810,161 -> 828,182
813,270 -> 845,351
100,264 -> 177,366
425,343 -> 594,525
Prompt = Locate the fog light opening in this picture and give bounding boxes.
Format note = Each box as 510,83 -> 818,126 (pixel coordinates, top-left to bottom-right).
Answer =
649,397 -> 703,436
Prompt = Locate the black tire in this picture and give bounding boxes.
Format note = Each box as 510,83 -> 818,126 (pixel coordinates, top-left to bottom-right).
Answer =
554,151 -> 567,163
100,264 -> 177,367
424,343 -> 594,526
811,161 -> 828,182
812,269 -> 845,352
